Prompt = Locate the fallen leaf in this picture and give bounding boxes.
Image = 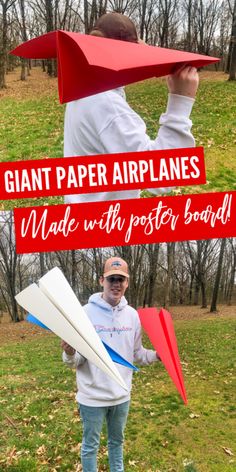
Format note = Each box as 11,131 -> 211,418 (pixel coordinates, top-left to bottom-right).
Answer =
74,464 -> 83,472
189,413 -> 200,419
222,447 -> 234,456
4,415 -> 18,429
183,458 -> 195,467
161,440 -> 169,447
36,445 -> 47,456
70,444 -> 81,453
7,446 -> 17,464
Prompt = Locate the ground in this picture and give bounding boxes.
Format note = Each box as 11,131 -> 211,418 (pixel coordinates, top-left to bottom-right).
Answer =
0,67 -> 57,100
0,304 -> 235,346
0,67 -> 229,101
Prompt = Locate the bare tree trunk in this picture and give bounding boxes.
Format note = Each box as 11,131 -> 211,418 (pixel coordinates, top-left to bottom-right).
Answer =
196,240 -> 210,308
45,0 -> 55,76
0,1 -> 9,88
226,239 -> 236,305
19,0 -> 27,81
164,242 -> 175,308
186,0 -> 192,50
20,58 -> 26,80
228,0 -> 236,80
188,273 -> 194,304
146,244 -> 159,306
89,0 -> 98,31
92,248 -> 104,288
0,50 -> 6,88
210,238 -> 226,312
193,277 -> 200,305
84,0 -> 89,33
200,277 -> 207,308
0,212 -> 21,321
71,249 -> 76,292
140,0 -> 147,40
39,252 -> 45,276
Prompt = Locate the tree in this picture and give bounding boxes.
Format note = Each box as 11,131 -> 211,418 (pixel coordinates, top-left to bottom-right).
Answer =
210,238 -> 227,312
0,212 -> 21,321
84,0 -> 107,33
192,0 -> 221,55
145,244 -> 160,306
158,0 -> 179,48
225,239 -> 236,304
228,0 -> 236,79
163,242 -> 175,307
13,0 -> 29,80
0,0 -> 17,88
181,0 -> 198,51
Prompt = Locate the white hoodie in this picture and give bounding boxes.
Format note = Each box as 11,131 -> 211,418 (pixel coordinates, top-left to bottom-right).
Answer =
64,88 -> 195,203
62,293 -> 157,406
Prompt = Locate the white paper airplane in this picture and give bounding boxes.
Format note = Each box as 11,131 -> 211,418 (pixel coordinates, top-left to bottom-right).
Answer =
15,267 -> 128,391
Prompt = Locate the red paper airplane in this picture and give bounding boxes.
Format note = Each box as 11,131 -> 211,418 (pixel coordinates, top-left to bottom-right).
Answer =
138,307 -> 187,404
10,30 -> 219,103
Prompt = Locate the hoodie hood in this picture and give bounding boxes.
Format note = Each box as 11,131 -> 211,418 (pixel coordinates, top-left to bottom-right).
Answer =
88,292 -> 128,314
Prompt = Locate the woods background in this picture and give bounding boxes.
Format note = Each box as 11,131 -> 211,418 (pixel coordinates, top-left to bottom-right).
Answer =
0,0 -> 236,88
0,213 -> 235,322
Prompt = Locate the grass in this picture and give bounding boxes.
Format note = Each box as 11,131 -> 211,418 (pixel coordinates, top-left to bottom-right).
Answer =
0,69 -> 235,209
0,315 -> 235,471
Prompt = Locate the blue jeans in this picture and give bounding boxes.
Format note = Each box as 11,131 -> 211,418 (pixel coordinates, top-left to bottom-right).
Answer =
79,401 -> 130,472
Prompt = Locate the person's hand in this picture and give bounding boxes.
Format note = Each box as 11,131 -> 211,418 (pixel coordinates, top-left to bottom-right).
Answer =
166,65 -> 199,99
61,340 -> 76,356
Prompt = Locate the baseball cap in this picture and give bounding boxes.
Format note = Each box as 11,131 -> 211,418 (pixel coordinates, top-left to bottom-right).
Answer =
90,12 -> 138,43
103,257 -> 129,278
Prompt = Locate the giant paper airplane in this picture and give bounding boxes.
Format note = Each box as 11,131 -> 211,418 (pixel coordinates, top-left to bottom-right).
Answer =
26,313 -> 138,371
10,30 -> 219,103
138,307 -> 187,404
15,267 -> 129,390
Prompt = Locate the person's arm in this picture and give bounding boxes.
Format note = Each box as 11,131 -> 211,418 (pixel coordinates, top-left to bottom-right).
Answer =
149,66 -> 199,195
99,66 -> 199,153
98,66 -> 199,197
151,66 -> 199,151
133,317 -> 160,365
61,340 -> 86,368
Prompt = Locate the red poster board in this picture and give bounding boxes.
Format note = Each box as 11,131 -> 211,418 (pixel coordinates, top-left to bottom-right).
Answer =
138,307 -> 187,404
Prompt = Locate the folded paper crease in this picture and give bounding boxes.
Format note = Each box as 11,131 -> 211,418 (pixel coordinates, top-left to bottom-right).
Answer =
15,267 -> 128,391
10,30 -> 219,103
26,312 -> 138,371
138,307 -> 187,404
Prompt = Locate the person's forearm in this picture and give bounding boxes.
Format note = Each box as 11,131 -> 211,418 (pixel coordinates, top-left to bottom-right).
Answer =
62,350 -> 86,368
134,346 -> 159,365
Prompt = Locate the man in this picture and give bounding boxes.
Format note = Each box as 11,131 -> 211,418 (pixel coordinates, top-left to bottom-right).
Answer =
64,12 -> 199,204
62,256 -> 159,471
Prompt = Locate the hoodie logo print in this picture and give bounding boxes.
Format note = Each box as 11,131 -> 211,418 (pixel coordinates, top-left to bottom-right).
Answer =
94,325 -> 132,335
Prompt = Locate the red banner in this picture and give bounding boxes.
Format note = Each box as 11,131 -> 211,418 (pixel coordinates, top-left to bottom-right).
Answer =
14,191 -> 235,254
0,147 -> 205,199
